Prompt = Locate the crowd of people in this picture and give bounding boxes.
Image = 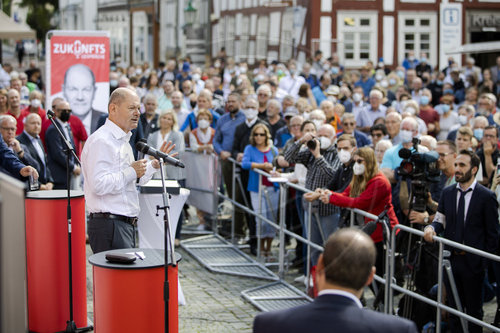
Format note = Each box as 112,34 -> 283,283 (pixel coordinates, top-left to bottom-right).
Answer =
1,50 -> 500,330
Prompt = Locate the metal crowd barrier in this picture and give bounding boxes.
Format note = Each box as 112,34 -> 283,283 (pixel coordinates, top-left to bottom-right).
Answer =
182,153 -> 500,330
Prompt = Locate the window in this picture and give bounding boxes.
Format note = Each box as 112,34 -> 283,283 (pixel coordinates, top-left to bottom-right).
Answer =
398,12 -> 437,66
337,11 -> 378,67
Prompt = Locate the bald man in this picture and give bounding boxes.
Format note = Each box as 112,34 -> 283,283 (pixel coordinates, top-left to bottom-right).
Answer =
62,64 -> 106,134
82,88 -> 175,253
253,229 -> 418,333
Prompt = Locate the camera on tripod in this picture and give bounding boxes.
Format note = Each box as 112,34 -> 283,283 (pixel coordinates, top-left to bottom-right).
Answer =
398,138 -> 440,212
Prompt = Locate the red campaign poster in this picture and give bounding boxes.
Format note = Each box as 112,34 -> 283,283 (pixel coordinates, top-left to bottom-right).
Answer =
47,33 -> 110,135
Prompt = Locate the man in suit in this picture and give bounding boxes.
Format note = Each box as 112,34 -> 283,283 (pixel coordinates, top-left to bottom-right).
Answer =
424,149 -> 499,333
17,113 -> 54,190
62,64 -> 106,135
45,101 -> 81,189
253,228 -> 418,333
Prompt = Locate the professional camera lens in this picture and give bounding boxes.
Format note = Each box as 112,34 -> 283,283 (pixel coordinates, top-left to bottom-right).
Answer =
307,139 -> 317,150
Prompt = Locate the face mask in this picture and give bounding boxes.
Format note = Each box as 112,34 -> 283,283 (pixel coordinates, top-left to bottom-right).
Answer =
289,69 -> 296,76
353,162 -> 365,176
331,66 -> 339,75
244,108 -> 258,120
436,80 -> 443,86
277,69 -> 284,76
400,129 -> 413,143
408,56 -> 415,61
60,111 -> 71,122
319,136 -> 331,149
380,80 -> 389,88
400,100 -> 408,110
375,74 -> 383,82
421,57 -> 427,63
323,64 -> 330,71
110,65 -> 117,72
389,78 -> 397,86
353,93 -> 362,103
312,119 -> 324,130
338,149 -> 351,164
303,112 -> 310,120
190,100 -> 197,108
239,66 -> 247,74
110,79 -> 118,88
443,89 -> 454,96
198,119 -> 210,129
474,128 -> 484,141
405,107 -> 417,116
31,98 -> 41,108
458,115 -> 468,125
476,107 -> 488,116
192,73 -> 201,82
441,104 -> 450,113
397,70 -> 405,79
420,96 -> 430,106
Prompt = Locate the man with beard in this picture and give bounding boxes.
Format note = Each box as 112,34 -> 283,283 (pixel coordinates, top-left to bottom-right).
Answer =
424,150 -> 498,333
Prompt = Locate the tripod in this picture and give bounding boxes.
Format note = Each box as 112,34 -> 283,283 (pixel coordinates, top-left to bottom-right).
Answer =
46,113 -> 93,332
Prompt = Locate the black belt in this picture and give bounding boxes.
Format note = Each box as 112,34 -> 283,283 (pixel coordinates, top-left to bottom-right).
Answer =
89,213 -> 138,226
453,250 -> 466,256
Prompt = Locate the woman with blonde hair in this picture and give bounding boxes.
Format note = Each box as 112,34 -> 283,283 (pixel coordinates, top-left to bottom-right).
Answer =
0,89 -> 8,115
318,147 -> 398,272
242,123 -> 279,257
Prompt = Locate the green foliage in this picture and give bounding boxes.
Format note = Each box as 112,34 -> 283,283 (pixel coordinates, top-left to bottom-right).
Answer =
19,0 -> 59,42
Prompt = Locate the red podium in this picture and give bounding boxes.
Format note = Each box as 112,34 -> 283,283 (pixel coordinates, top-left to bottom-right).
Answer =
25,190 -> 88,332
89,249 -> 181,333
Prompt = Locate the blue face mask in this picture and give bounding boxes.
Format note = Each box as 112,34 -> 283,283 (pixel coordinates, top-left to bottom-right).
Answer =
397,70 -> 405,79
110,79 -> 118,87
389,78 -> 397,86
331,66 -> 339,75
474,128 -> 484,141
420,96 -> 430,106
436,80 -> 443,86
441,104 -> 450,113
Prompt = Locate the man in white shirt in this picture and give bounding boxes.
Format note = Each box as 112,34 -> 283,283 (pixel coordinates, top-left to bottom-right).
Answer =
278,62 -> 305,99
253,228 -> 418,333
82,87 -> 175,253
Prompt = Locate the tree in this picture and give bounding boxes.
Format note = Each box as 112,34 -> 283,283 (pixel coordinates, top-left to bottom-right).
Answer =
19,0 -> 59,42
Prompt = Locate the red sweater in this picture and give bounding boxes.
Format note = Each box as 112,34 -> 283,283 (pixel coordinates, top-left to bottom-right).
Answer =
329,172 -> 398,243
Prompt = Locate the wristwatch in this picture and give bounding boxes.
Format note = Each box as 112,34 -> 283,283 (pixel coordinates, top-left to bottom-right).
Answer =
423,212 -> 429,224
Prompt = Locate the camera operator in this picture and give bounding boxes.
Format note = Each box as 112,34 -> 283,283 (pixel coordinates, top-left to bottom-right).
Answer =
283,123 -> 341,266
476,125 -> 499,187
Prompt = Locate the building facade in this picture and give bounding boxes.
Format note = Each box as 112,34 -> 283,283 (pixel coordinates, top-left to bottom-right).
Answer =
213,0 -> 500,70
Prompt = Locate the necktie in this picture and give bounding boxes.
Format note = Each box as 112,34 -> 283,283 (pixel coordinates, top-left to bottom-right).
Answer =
456,188 -> 472,243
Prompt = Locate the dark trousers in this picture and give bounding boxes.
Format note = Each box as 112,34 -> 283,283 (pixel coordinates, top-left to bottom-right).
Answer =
175,179 -> 186,240
445,255 -> 484,333
221,159 -> 247,238
88,217 -> 135,254
240,169 -> 256,245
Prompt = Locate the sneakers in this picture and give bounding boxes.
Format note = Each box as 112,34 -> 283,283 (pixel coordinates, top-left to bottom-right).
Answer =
294,275 -> 306,284
196,224 -> 206,231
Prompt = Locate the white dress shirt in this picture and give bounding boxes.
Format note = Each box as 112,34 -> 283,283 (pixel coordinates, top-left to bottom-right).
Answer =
82,119 -> 156,217
317,289 -> 363,308
25,130 -> 45,165
430,180 -> 477,229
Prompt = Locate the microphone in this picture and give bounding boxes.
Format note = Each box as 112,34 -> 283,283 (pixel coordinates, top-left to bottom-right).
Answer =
47,109 -> 55,119
135,141 -> 185,168
361,221 -> 377,236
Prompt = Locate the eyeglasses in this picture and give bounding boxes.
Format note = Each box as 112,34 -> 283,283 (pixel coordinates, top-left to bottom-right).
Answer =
253,133 -> 266,137
343,122 -> 355,127
354,159 -> 364,164
0,126 -> 16,132
438,152 -> 451,158
372,133 -> 383,137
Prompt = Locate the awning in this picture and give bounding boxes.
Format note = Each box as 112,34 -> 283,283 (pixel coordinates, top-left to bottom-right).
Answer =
0,10 -> 36,39
445,41 -> 500,55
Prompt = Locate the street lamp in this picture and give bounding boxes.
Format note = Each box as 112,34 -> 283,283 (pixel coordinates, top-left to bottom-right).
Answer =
184,0 -> 197,27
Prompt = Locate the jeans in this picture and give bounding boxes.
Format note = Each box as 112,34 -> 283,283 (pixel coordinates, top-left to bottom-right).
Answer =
306,211 -> 340,266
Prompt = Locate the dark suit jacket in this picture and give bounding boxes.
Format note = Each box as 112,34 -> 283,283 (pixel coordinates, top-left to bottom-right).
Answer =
91,108 -> 107,134
45,121 -> 77,188
17,131 -> 54,184
431,183 -> 499,270
0,134 -> 25,179
231,119 -> 271,159
253,294 -> 418,333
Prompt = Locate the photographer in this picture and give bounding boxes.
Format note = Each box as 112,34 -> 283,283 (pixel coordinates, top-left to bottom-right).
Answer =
283,122 -> 341,266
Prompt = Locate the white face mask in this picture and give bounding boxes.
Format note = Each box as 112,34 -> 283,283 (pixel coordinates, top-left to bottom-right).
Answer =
319,136 -> 331,149
338,149 -> 351,164
31,98 -> 41,108
458,115 -> 468,126
244,108 -> 259,120
353,162 -> 365,176
198,119 -> 210,129
405,107 -> 417,116
353,93 -> 362,103
375,74 -> 383,82
328,96 -> 337,104
192,73 -> 201,82
380,80 -> 389,88
400,129 -> 413,143
312,119 -> 324,130
303,112 -> 310,120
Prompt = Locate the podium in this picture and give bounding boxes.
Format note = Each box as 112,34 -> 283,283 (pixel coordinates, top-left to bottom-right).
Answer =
89,248 -> 181,333
25,190 -> 88,332
138,180 -> 190,249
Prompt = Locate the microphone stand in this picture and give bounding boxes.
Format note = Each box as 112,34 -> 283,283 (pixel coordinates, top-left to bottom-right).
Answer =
47,113 -> 92,333
155,158 -> 176,333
